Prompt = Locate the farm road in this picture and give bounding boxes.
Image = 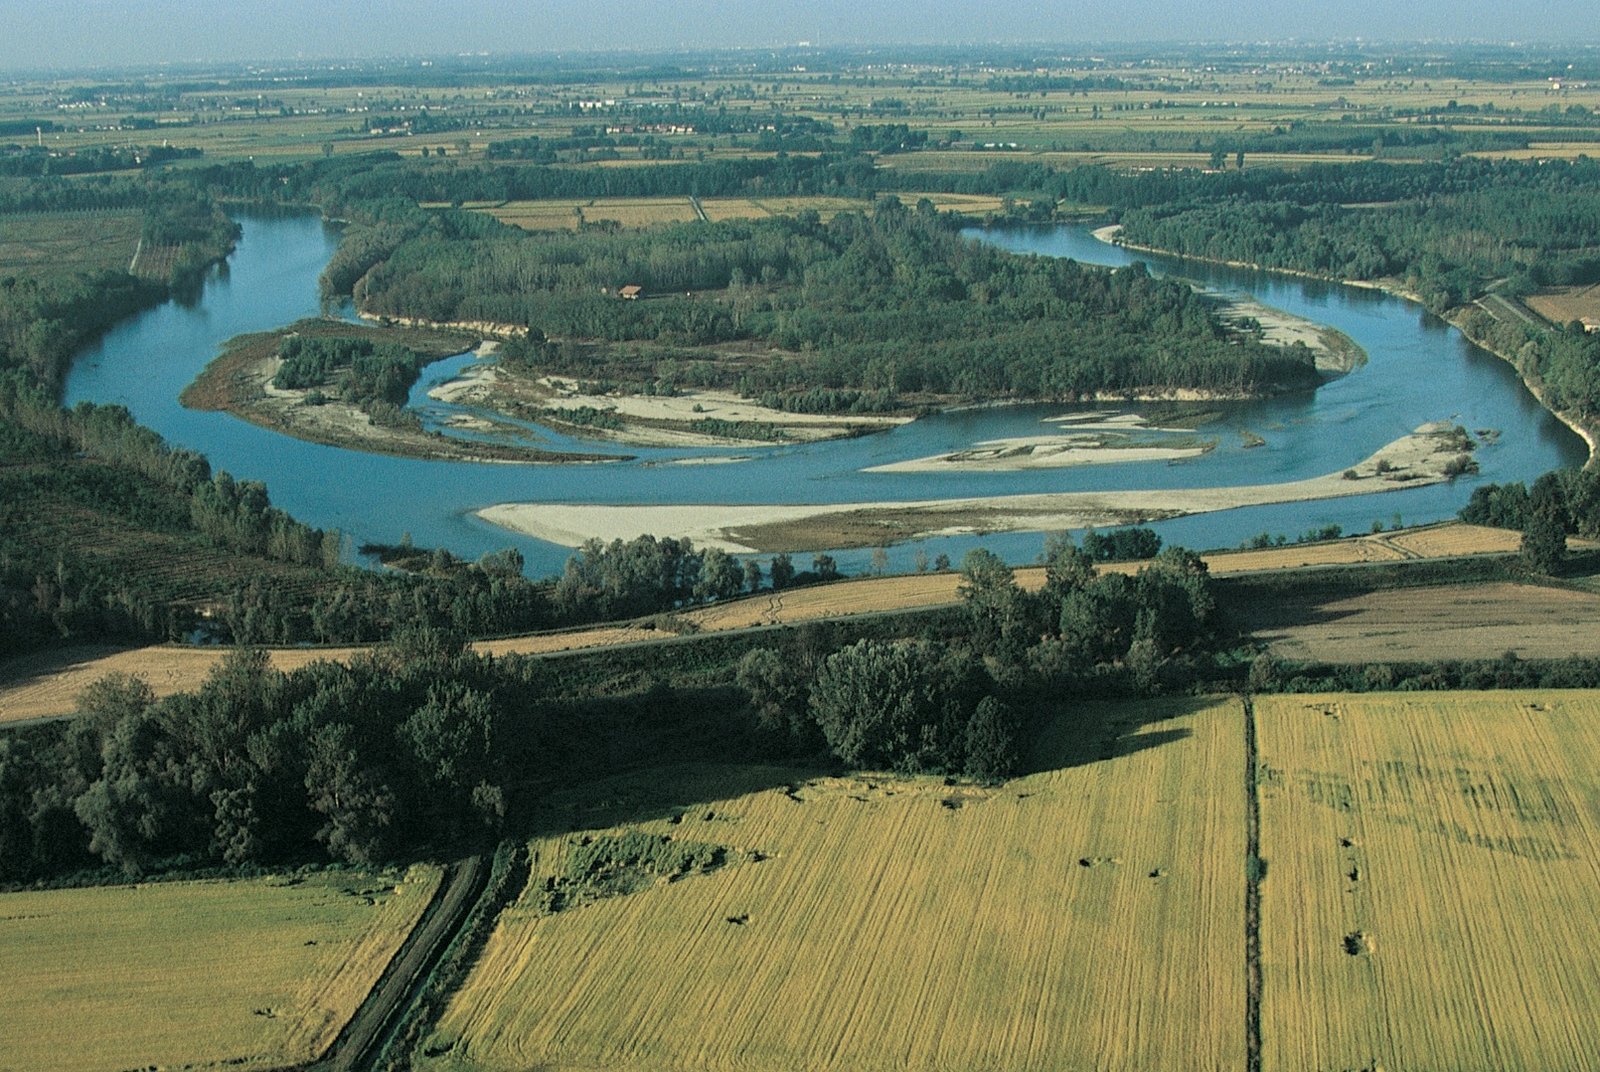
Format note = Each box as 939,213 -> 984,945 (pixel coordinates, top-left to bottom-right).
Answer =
313,854 -> 488,1072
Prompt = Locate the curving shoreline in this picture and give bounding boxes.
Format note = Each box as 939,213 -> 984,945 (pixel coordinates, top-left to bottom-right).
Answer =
1094,224 -> 1599,467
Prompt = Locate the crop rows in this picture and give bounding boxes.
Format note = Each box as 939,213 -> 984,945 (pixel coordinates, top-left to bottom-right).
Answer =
424,698 -> 1246,1072
1256,692 -> 1600,1072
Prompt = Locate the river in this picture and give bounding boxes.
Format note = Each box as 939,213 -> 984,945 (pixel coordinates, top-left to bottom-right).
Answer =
63,211 -> 1587,577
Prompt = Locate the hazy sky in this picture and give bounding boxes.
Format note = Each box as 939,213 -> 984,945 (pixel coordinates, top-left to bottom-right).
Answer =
2,1 -> 1596,71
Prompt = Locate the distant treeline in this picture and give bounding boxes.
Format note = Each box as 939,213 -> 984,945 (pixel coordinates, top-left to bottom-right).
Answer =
0,144 -> 201,178
1109,157 -> 1600,430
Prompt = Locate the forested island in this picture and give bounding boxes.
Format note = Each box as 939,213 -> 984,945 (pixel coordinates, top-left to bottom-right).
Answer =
303,194 -> 1330,455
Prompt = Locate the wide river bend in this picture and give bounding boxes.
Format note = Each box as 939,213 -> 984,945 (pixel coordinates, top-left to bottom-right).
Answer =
64,213 -> 1586,576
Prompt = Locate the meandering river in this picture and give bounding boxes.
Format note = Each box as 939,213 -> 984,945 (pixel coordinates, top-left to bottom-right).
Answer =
63,211 -> 1587,576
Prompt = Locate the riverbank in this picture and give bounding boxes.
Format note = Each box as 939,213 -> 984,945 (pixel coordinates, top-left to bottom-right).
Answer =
1093,226 -> 1365,377
480,423 -> 1476,553
1095,225 -> 1599,466
180,320 -> 630,464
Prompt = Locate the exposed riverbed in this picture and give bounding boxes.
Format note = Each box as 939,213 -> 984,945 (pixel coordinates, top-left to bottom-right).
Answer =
62,211 -> 1588,576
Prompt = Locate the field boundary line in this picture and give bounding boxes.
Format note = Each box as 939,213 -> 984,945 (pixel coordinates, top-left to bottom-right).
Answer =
1242,693 -> 1263,1072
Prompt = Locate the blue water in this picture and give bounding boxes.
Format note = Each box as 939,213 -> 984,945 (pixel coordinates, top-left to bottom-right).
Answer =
63,212 -> 1588,577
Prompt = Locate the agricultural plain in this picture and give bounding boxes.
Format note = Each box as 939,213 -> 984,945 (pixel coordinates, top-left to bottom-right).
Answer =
418,698 -> 1246,1072
466,192 -> 1011,232
1255,692 -> 1600,1072
0,211 -> 141,278
0,866 -> 442,1072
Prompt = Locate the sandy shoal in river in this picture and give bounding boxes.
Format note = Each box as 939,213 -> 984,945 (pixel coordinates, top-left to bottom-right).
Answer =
479,424 -> 1470,553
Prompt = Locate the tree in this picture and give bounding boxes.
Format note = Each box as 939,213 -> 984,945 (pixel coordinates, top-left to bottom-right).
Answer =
769,552 -> 795,590
305,723 -> 395,865
809,639 -> 981,772
812,553 -> 839,581
1522,472 -> 1570,573
696,547 -> 744,602
743,558 -> 764,593
963,697 -> 1019,782
1043,534 -> 1094,596
737,647 -> 814,748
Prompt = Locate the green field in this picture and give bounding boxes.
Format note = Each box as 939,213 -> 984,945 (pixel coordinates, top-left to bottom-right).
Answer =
0,212 -> 141,279
0,866 -> 442,1072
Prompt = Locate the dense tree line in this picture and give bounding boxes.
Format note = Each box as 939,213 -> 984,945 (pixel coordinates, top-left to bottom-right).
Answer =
1106,157 -> 1600,430
339,197 -> 1317,403
1461,467 -> 1600,573
0,144 -> 201,178
0,635 -> 527,882
0,527 -> 1225,885
738,538 -> 1219,777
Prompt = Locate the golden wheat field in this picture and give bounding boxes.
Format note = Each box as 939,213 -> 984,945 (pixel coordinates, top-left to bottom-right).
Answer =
1379,522 -> 1526,558
0,866 -> 441,1072
1255,692 -> 1600,1072
417,698 -> 1246,1072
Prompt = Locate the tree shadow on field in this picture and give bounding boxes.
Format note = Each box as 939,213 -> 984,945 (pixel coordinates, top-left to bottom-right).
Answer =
507,683 -> 833,841
1016,694 -> 1227,776
1219,589 -> 1366,635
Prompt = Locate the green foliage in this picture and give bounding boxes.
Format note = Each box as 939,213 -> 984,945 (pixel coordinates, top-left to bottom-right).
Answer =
1522,473 -> 1570,574
334,204 -> 1317,404
274,334 -> 427,409
809,638 -> 987,773
963,696 -> 1020,782
1081,526 -> 1163,562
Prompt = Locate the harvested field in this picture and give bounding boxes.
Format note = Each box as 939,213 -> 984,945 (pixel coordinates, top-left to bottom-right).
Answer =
1523,283 -> 1600,328
1243,581 -> 1600,663
469,194 -> 1007,232
0,643 -> 366,724
419,698 -> 1245,1072
1201,538 -> 1406,574
0,865 -> 442,1072
1378,522 -> 1526,558
1255,692 -> 1600,1072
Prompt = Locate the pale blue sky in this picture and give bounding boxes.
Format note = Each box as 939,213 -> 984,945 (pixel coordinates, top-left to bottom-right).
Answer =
1,0 -> 1595,71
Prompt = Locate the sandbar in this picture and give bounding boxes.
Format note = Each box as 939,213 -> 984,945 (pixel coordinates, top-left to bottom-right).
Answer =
479,423 -> 1476,553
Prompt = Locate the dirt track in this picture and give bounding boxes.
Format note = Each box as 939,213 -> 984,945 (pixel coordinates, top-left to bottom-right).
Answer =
312,854 -> 487,1072
0,524 -> 1545,723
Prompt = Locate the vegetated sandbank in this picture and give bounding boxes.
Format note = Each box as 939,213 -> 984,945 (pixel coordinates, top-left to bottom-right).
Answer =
429,364 -> 912,449
370,268 -> 1358,456
1093,224 -> 1366,377
479,422 -> 1476,553
1095,223 -> 1599,464
181,319 -> 630,464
